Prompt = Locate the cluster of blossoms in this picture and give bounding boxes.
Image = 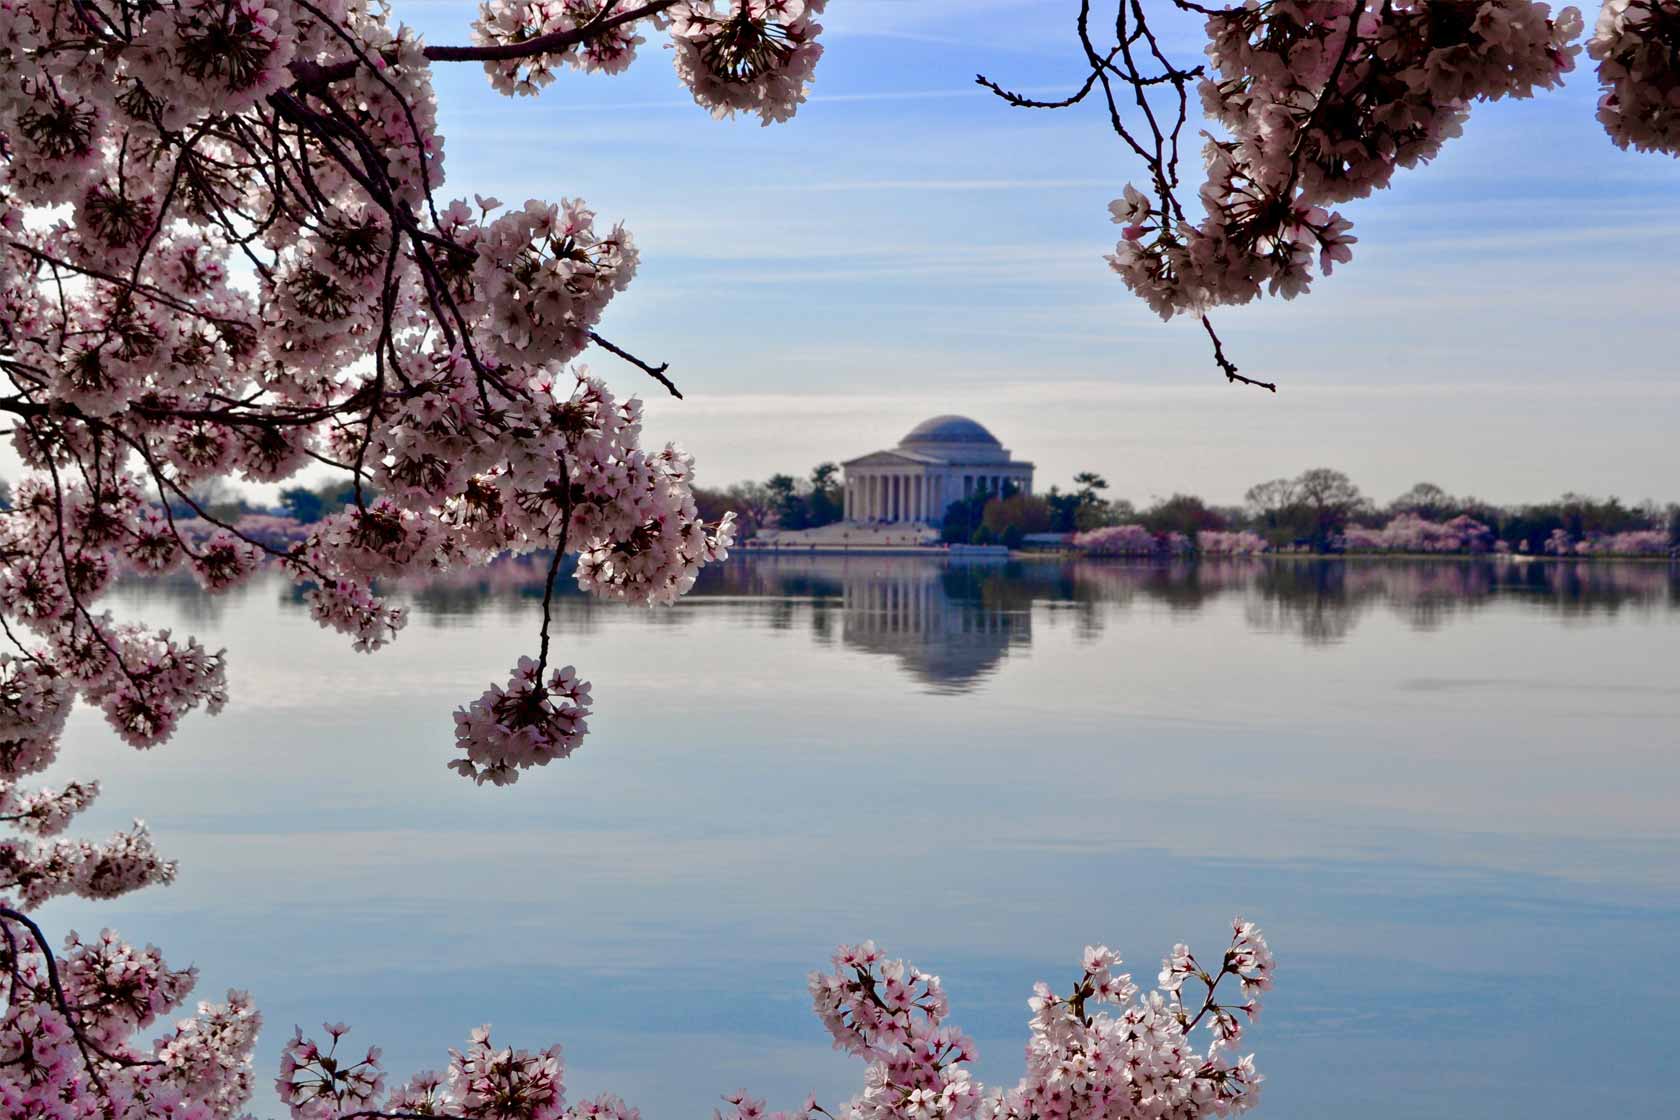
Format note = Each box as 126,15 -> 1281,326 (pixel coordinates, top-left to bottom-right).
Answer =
1340,514 -> 1496,554
1543,527 -> 1674,555
1106,0 -> 1586,318
472,0 -> 649,93
279,1022 -> 585,1120
1587,0 -> 1680,152
670,0 -> 827,124
3,645 -> 260,1116
474,198 -> 639,367
807,921 -> 1273,1120
472,0 -> 826,122
451,658 -> 592,785
1195,531 -> 1269,556
1073,525 -> 1193,558
0,916 -> 262,1120
1,674 -> 178,907
2,0 -> 781,786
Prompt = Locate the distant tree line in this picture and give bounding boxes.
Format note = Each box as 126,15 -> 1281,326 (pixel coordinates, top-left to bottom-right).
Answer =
935,467 -> 1679,554
14,462 -> 1669,558
1233,471 -> 1679,555
681,462 -> 1680,555
276,480 -> 369,523
692,463 -> 845,538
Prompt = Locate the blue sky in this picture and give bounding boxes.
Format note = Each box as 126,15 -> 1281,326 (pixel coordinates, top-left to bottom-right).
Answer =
392,0 -> 1678,507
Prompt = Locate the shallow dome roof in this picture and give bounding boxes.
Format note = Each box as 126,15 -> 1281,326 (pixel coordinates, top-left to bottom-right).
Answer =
899,415 -> 1001,447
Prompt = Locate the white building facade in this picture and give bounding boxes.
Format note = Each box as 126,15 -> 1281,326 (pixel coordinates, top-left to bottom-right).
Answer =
842,416 -> 1034,525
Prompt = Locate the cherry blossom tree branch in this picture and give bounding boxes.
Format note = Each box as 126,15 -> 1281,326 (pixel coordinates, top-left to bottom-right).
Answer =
288,0 -> 682,88
588,330 -> 683,399
1201,315 -> 1276,393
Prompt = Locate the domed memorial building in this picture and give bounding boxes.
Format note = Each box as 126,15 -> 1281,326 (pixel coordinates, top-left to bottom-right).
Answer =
842,415 -> 1034,524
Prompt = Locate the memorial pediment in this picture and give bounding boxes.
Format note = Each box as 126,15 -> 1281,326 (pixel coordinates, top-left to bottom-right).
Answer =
841,450 -> 933,467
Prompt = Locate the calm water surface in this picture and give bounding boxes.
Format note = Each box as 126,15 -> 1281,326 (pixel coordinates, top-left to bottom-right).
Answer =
42,555 -> 1680,1118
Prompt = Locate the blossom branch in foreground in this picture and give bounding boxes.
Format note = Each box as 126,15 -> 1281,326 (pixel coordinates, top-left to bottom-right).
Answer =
2,866 -> 1277,1120
270,921 -> 1274,1120
1,0 -> 811,783
980,0 -> 1678,386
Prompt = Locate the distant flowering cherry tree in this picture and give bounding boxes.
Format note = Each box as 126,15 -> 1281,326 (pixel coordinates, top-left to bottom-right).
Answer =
1340,513 -> 1495,553
1546,527 -> 1674,555
979,0 -> 1680,389
1074,524 -> 1192,557
1196,530 -> 1268,556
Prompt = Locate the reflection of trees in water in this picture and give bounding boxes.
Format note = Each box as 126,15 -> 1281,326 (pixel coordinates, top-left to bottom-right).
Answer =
115,556 -> 1678,680
391,554 -> 604,631
107,570 -> 253,624
1239,559 -> 1678,644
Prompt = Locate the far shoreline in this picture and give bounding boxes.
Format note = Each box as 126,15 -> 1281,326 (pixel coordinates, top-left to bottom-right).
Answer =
735,544 -> 1680,564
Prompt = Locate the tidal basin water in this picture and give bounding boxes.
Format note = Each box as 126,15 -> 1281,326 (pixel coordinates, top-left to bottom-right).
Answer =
41,555 -> 1680,1118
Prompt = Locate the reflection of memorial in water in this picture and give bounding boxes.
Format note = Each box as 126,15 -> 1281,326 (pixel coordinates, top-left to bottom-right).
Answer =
699,554 -> 1033,691
837,556 -> 1031,692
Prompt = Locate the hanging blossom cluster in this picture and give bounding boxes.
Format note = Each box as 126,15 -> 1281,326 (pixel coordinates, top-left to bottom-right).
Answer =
980,0 -> 1680,387
0,0 -> 790,787
472,0 -> 827,122
1108,0 -> 1585,319
670,0 -> 827,124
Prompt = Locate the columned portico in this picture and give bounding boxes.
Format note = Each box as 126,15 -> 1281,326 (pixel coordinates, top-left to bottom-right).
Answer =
840,416 -> 1035,527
